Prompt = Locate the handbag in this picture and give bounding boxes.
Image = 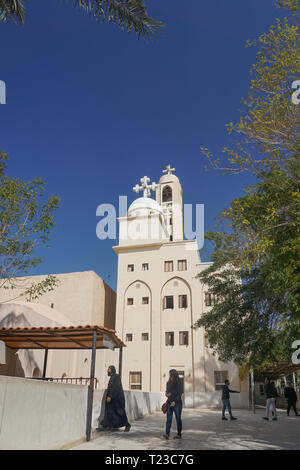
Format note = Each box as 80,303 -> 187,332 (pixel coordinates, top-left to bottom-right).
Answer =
161,401 -> 167,414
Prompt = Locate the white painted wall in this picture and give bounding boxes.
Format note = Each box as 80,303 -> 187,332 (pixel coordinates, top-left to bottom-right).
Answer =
0,376 -> 165,450
185,391 -> 249,409
92,389 -> 165,428
0,376 -> 88,450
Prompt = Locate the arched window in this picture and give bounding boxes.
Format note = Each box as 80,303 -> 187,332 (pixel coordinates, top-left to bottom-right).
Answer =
162,186 -> 172,202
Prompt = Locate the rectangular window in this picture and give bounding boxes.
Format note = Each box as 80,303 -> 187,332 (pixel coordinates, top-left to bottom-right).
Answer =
129,372 -> 142,390
205,292 -> 214,307
164,261 -> 173,272
126,333 -> 133,342
127,264 -> 134,272
127,298 -> 134,305
205,331 -> 209,348
178,294 -> 188,309
142,263 -> 149,271
142,297 -> 149,305
163,296 -> 174,309
214,371 -> 228,391
178,260 -> 187,271
165,332 -> 174,346
141,333 -> 149,341
179,331 -> 189,346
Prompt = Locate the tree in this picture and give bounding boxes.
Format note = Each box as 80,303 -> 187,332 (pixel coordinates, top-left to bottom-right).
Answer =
195,0 -> 300,366
0,151 -> 60,302
0,0 -> 163,40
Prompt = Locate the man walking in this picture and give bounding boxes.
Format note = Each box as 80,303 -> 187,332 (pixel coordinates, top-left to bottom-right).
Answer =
97,365 -> 131,432
284,382 -> 299,417
221,379 -> 240,421
262,377 -> 279,421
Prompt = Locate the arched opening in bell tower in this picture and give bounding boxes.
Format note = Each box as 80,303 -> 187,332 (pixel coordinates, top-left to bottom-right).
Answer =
162,186 -> 172,202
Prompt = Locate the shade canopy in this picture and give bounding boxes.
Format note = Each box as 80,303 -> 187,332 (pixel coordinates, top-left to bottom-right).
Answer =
0,325 -> 125,350
254,362 -> 300,381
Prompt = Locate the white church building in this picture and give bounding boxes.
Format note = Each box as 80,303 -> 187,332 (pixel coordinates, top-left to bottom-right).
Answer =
113,165 -> 248,407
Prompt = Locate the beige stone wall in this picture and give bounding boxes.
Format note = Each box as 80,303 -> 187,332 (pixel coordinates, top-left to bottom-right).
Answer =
0,270 -> 116,327
0,271 -> 117,385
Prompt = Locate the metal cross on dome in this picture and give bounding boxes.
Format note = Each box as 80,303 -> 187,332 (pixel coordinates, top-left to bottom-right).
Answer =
163,164 -> 175,175
133,176 -> 157,198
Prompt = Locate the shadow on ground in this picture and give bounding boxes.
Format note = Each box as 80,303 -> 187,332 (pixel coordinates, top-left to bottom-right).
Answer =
73,408 -> 300,450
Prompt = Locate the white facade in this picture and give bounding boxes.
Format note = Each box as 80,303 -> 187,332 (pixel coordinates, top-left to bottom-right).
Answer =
113,166 -> 248,406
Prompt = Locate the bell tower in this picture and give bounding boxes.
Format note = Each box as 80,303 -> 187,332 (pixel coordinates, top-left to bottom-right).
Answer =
156,164 -> 183,241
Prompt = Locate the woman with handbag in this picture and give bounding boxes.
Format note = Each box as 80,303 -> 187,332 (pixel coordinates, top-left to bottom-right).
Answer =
163,369 -> 183,440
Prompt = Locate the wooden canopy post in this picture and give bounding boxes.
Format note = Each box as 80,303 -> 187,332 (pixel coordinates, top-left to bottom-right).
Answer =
119,347 -> 123,378
42,349 -> 48,379
86,328 -> 97,441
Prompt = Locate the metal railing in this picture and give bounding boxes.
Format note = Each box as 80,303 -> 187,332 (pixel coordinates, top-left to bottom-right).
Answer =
28,377 -> 98,388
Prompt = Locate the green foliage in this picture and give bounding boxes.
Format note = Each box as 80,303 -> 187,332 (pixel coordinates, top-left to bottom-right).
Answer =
0,151 -> 60,301
0,0 -> 163,40
196,1 -> 300,366
0,0 -> 25,24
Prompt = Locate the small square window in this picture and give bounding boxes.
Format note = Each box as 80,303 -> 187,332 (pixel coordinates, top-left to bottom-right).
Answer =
164,261 -> 173,272
126,334 -> 133,342
127,298 -> 134,305
127,264 -> 134,272
129,372 -> 142,390
214,371 -> 228,391
142,297 -> 149,305
142,263 -> 149,271
178,260 -> 187,271
205,292 -> 214,307
165,332 -> 174,346
178,295 -> 188,309
179,331 -> 189,346
141,333 -> 149,341
163,296 -> 174,309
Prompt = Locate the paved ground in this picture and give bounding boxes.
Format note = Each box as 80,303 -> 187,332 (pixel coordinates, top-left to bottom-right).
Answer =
73,407 -> 300,450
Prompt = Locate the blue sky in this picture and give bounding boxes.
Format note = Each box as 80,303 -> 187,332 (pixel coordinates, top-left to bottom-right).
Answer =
0,0 -> 282,290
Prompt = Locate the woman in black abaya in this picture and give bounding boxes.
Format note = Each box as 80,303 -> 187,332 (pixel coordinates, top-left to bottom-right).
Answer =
97,365 -> 131,432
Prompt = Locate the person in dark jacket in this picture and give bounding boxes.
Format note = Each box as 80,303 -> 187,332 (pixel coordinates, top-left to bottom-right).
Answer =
221,379 -> 240,420
163,369 -> 183,440
97,365 -> 131,432
284,382 -> 299,416
262,377 -> 278,421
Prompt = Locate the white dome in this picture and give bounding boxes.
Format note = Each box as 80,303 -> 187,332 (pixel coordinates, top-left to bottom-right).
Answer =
128,197 -> 163,215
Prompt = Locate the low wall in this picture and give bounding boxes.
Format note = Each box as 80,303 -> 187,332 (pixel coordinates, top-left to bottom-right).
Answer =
0,376 -> 88,450
184,391 -> 249,409
0,376 -> 165,449
92,389 -> 165,427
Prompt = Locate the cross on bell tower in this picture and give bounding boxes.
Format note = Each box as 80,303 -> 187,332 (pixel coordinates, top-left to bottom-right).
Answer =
133,176 -> 157,198
162,164 -> 175,175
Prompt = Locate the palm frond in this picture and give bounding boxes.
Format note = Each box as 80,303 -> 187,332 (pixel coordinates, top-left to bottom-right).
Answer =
73,0 -> 163,40
0,0 -> 25,24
